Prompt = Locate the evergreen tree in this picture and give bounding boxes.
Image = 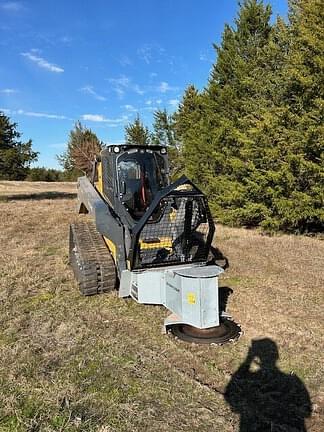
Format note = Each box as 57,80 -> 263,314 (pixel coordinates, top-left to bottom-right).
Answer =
174,0 -> 324,232
271,0 -> 324,232
0,111 -> 38,180
175,1 -> 276,226
152,109 -> 176,147
173,85 -> 208,182
152,109 -> 183,178
26,167 -> 65,182
125,115 -> 151,146
170,0 -> 323,233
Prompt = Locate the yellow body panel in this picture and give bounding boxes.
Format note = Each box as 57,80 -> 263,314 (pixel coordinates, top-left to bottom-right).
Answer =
139,237 -> 172,250
103,236 -> 117,262
95,162 -> 103,194
169,208 -> 177,222
96,163 -> 116,262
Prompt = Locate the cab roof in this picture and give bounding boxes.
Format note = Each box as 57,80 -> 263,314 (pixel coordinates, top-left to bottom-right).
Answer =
101,144 -> 167,158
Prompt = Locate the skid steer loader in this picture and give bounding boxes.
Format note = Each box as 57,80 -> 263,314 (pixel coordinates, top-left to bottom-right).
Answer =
69,144 -> 241,344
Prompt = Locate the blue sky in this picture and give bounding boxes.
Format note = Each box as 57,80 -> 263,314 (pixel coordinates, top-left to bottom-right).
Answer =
0,0 -> 288,169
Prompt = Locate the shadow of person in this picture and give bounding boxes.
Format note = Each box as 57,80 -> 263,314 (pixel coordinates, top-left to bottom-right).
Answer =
224,339 -> 311,432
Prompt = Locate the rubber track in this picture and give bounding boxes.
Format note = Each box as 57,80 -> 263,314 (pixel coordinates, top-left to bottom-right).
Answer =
69,221 -> 116,296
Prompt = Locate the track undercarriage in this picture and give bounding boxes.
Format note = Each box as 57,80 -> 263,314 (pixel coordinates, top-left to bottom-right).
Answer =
69,221 -> 116,295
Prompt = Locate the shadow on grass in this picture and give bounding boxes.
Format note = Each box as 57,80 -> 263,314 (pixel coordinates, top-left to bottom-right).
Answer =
209,245 -> 229,270
219,286 -> 233,313
3,191 -> 77,201
224,338 -> 311,431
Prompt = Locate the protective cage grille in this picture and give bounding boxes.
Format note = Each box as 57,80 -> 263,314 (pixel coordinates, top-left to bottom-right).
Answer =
131,188 -> 214,269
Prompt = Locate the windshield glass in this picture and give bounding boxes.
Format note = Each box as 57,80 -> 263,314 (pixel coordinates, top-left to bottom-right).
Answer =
117,151 -> 168,220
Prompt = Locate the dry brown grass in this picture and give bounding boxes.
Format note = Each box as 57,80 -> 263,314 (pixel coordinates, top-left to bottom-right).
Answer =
0,181 -> 323,431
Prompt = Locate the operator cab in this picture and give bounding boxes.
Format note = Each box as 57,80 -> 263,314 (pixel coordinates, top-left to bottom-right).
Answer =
117,147 -> 168,219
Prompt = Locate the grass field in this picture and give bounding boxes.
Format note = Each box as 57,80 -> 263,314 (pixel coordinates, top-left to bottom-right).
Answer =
0,180 -> 323,432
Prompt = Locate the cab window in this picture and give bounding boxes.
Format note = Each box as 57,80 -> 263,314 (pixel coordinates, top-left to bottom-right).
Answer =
117,151 -> 168,219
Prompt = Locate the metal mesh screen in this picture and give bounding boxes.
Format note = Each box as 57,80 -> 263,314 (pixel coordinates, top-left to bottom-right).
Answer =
102,157 -> 115,206
133,193 -> 213,269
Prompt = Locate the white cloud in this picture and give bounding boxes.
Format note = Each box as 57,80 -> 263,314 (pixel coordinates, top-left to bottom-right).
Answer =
1,2 -> 24,12
80,85 -> 106,101
156,99 -> 162,104
1,108 -> 69,119
145,100 -> 152,106
108,76 -> 130,87
60,36 -> 73,45
123,104 -> 137,112
115,87 -> 125,98
119,55 -> 132,67
137,44 -> 165,65
137,45 -> 153,64
81,114 -> 106,122
107,76 -> 130,98
29,47 -> 41,54
157,81 -> 178,93
17,109 -> 68,119
0,107 -> 11,114
21,51 -> 64,73
168,99 -> 179,108
133,84 -> 144,95
107,75 -> 145,98
81,114 -> 128,124
0,88 -> 18,94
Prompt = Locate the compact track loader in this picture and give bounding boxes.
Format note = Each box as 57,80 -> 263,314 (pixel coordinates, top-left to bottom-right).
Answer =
69,144 -> 241,344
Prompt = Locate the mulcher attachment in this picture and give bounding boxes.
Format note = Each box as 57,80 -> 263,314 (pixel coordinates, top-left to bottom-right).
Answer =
69,221 -> 116,295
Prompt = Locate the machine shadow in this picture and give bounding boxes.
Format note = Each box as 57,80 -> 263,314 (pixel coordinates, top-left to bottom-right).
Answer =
209,245 -> 232,314
209,244 -> 229,270
224,338 -> 312,432
219,286 -> 233,313
4,192 -> 77,201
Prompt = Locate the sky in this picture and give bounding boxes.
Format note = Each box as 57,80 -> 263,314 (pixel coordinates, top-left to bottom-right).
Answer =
0,0 -> 288,169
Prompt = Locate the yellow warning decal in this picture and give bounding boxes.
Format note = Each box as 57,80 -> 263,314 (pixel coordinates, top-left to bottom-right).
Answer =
187,292 -> 196,305
139,237 -> 172,250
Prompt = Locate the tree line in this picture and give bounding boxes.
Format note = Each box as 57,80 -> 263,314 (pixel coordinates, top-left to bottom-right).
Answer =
1,0 -> 322,233
175,0 -> 322,234
122,0 -> 323,233
0,112 -> 81,182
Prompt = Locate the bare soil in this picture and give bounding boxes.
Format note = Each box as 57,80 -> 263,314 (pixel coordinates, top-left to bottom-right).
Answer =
0,180 -> 323,432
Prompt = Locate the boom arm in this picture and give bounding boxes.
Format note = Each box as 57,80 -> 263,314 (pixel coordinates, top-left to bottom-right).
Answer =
77,176 -> 129,274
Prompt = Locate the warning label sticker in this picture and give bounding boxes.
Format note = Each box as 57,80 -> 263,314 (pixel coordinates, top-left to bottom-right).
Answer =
187,292 -> 196,304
